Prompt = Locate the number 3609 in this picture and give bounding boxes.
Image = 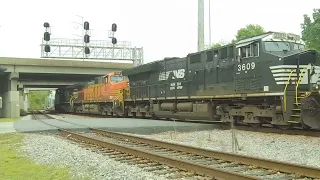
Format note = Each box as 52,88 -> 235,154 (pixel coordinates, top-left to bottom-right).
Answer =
237,62 -> 256,71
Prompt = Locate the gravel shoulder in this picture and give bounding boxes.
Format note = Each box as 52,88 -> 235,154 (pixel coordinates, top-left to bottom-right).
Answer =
20,133 -> 170,180
131,129 -> 320,168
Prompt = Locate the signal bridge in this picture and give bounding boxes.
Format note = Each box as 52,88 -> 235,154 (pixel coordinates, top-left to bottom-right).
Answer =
40,21 -> 144,67
40,38 -> 143,66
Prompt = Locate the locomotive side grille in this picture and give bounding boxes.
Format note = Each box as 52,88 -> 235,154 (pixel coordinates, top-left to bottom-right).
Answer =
234,78 -> 245,92
269,65 -> 320,85
249,78 -> 261,91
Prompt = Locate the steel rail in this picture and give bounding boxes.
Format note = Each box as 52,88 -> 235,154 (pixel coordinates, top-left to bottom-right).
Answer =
91,128 -> 320,179
59,129 -> 260,180
39,114 -> 320,179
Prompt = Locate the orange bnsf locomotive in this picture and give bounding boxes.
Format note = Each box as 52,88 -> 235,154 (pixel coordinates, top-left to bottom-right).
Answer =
55,32 -> 320,130
55,72 -> 129,116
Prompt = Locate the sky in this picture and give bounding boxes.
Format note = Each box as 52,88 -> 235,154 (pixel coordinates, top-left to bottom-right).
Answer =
0,0 -> 319,64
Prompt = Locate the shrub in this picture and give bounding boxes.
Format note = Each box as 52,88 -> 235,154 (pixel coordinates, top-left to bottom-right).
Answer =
20,109 -> 28,116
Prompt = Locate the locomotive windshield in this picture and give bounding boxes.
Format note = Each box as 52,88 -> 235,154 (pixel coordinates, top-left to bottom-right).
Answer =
264,41 -> 290,51
262,32 -> 305,52
264,41 -> 305,52
110,75 -> 124,83
292,43 -> 305,50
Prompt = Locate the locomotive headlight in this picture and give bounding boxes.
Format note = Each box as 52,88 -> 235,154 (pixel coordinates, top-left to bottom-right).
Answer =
312,84 -> 319,90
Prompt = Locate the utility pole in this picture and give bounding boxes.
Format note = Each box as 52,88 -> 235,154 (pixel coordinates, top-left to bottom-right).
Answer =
72,15 -> 84,59
208,0 -> 212,48
198,0 -> 205,52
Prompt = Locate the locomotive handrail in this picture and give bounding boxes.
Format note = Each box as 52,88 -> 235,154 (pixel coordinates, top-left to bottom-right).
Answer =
69,95 -> 75,106
295,65 -> 310,105
283,70 -> 295,112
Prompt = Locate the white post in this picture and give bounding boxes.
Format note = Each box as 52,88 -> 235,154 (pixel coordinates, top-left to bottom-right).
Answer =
208,0 -> 212,48
198,0 -> 205,52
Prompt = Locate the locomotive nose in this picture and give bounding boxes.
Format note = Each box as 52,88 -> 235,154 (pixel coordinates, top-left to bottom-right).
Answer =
0,66 -> 7,72
283,50 -> 318,65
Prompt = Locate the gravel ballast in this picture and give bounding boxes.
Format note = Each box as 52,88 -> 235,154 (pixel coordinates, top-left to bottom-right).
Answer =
133,129 -> 320,168
19,128 -> 320,179
20,133 -> 170,180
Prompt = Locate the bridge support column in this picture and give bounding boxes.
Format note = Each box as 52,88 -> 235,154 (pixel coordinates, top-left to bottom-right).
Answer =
0,72 -> 20,118
19,88 -> 28,112
24,88 -> 29,111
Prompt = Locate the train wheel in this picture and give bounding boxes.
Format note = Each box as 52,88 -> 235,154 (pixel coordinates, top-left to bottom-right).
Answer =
273,124 -> 293,130
301,123 -> 311,130
248,123 -> 262,128
300,96 -> 320,129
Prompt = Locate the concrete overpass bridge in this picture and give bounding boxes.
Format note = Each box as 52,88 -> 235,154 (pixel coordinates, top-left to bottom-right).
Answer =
0,57 -> 133,118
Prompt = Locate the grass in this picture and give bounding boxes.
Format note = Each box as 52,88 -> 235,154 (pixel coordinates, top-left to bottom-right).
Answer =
0,133 -> 89,180
0,118 -> 20,122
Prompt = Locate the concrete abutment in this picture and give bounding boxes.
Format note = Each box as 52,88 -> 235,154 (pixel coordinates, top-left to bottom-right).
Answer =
0,72 -> 20,118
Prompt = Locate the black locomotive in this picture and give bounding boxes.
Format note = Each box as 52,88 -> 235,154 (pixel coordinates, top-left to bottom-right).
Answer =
55,31 -> 320,129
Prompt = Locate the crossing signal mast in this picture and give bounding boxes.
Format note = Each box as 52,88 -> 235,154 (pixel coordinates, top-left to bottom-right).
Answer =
109,23 -> 118,58
83,21 -> 90,57
43,22 -> 51,56
40,19 -> 143,66
109,23 -> 118,44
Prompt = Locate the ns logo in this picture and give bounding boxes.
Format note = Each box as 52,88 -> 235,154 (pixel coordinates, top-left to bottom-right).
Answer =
158,69 -> 185,81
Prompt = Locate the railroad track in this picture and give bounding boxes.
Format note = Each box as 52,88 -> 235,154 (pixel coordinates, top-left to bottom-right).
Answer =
32,111 -> 55,120
31,112 -> 320,180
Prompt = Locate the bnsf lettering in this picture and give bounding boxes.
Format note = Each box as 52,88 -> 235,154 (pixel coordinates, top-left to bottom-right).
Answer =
159,69 -> 185,81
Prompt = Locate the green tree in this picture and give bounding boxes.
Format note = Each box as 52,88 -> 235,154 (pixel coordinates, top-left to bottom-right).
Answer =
212,43 -> 222,48
301,9 -> 320,52
235,24 -> 265,41
28,91 -> 50,110
204,24 -> 265,50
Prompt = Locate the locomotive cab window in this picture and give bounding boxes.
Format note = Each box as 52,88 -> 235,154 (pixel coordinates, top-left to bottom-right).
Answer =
237,42 -> 259,59
206,50 -> 213,62
220,47 -> 228,59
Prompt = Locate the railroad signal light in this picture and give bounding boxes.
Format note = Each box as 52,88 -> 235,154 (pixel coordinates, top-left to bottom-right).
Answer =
84,21 -> 89,30
85,47 -> 90,55
84,34 -> 90,43
112,37 -> 117,45
44,32 -> 50,41
43,22 -> 50,28
44,45 -> 51,53
112,23 -> 117,32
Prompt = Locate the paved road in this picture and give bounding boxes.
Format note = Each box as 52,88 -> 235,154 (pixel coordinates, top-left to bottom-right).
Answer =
10,114 -> 220,134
